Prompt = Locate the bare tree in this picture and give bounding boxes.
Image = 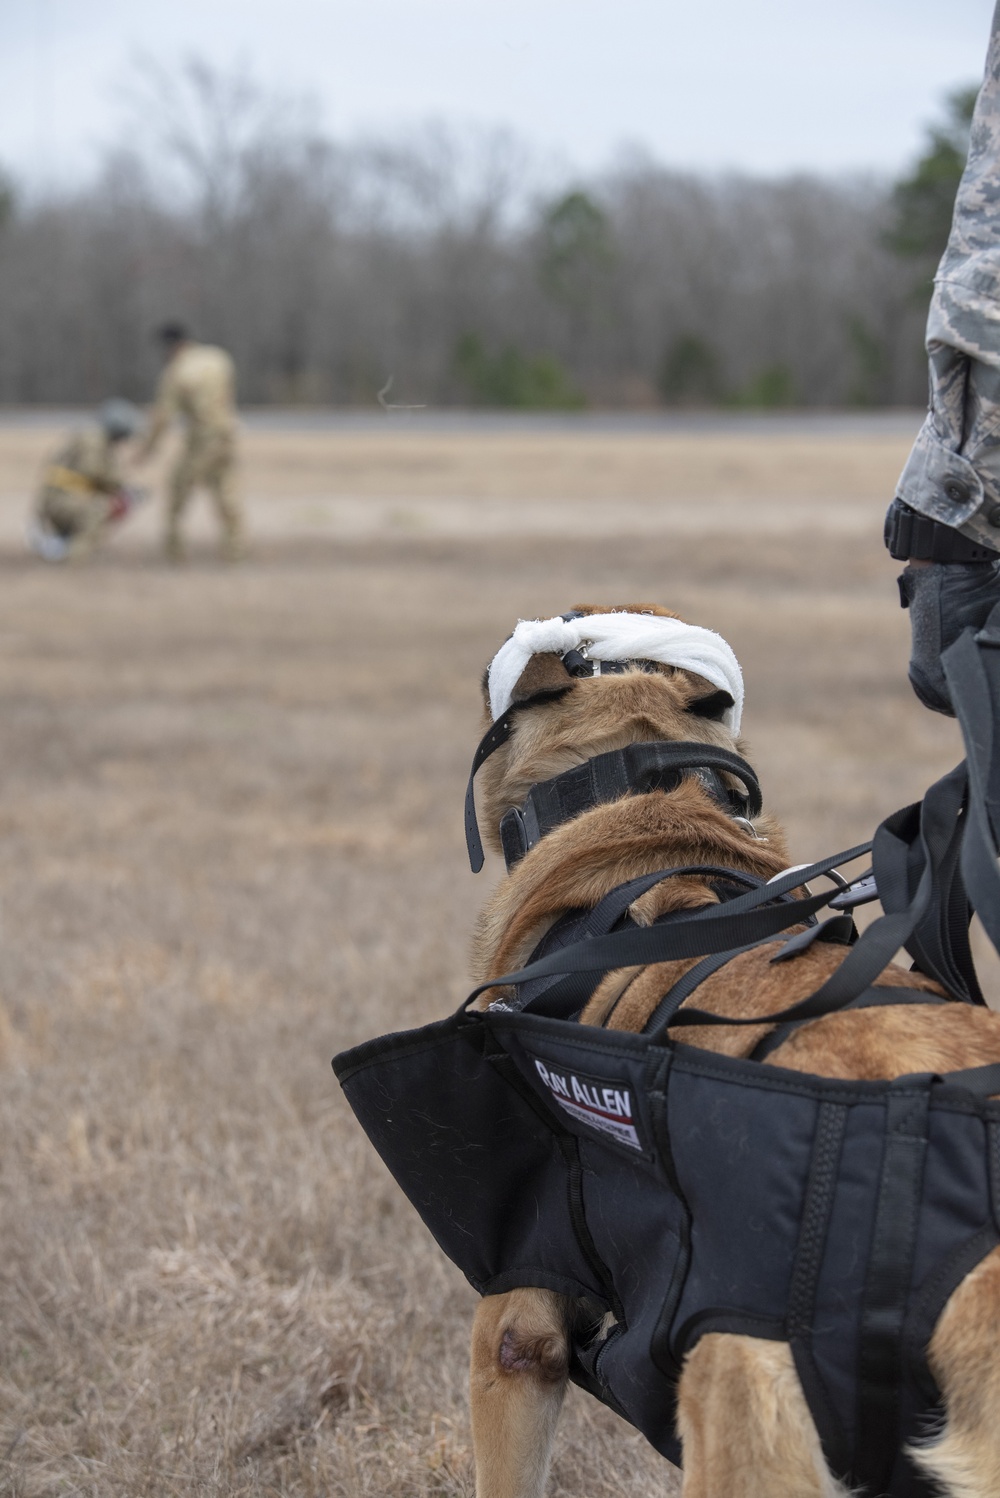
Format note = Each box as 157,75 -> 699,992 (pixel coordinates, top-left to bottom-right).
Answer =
0,57 -> 946,408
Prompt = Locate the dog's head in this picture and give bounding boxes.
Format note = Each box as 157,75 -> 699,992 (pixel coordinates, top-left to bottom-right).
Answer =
475,603 -> 748,857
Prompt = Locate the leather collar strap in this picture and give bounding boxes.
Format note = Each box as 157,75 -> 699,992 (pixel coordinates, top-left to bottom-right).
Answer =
464,687 -> 573,873
499,741 -> 763,871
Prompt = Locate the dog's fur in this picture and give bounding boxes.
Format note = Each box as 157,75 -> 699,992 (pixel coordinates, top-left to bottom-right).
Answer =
469,604 -> 1000,1498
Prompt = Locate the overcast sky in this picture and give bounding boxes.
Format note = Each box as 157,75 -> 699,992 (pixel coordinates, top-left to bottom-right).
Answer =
0,0 -> 995,187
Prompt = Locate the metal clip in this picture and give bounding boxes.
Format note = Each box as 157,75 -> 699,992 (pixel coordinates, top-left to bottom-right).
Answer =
829,875 -> 878,910
732,816 -> 766,841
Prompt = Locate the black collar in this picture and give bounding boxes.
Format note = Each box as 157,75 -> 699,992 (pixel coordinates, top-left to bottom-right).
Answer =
464,605 -> 745,874
465,715 -> 762,872
464,688 -> 573,872
498,742 -> 762,871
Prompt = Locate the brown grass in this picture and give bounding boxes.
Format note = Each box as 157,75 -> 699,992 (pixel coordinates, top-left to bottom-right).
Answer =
0,417 -> 975,1496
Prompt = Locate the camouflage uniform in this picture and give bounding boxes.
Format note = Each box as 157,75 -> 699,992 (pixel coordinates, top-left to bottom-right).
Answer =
897,0 -> 1000,548
36,426 -> 122,559
140,342 -> 243,561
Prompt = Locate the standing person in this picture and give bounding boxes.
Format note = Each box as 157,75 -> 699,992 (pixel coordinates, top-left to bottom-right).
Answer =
885,0 -> 1000,712
31,399 -> 143,562
135,323 -> 244,563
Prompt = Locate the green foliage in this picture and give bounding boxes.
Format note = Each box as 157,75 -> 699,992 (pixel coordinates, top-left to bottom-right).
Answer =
538,190 -> 614,311
887,84 -> 978,264
731,364 -> 796,409
658,333 -> 724,405
846,316 -> 887,407
453,333 -> 585,409
0,169 -> 15,228
658,334 -> 795,409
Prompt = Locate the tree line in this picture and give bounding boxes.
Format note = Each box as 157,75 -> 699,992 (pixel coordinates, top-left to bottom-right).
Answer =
0,62 -> 976,410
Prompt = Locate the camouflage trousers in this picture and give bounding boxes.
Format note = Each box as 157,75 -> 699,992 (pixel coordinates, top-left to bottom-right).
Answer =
167,430 -> 243,561
37,487 -> 114,560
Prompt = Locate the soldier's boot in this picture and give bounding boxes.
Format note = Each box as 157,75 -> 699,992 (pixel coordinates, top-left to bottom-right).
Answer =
166,464 -> 194,563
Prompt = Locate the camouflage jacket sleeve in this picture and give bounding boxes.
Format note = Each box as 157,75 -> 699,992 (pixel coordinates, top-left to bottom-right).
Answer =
137,361 -> 180,460
896,0 -> 1000,549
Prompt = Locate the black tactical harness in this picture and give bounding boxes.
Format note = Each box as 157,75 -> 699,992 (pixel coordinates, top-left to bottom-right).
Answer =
335,616 -> 1000,1497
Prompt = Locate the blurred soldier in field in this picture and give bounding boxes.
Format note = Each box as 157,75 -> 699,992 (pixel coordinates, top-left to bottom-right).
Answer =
31,399 -> 144,562
136,323 -> 244,562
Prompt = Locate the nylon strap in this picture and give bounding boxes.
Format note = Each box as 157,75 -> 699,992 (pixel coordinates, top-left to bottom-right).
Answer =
854,1085 -> 930,1495
580,863 -> 768,938
466,840 -> 872,1008
749,986 -> 949,1064
787,1102 -> 851,1480
641,915 -> 855,1045
518,866 -> 785,1021
873,761 -> 981,1006
770,913 -> 856,963
641,940 -> 776,1041
464,687 -> 572,872
944,622 -> 1000,959
655,763 -> 965,1037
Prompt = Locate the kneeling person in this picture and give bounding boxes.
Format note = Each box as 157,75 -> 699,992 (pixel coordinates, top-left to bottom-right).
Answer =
33,400 -> 143,562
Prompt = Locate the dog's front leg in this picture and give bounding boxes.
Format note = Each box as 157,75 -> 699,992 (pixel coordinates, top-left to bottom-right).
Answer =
470,1287 -> 571,1498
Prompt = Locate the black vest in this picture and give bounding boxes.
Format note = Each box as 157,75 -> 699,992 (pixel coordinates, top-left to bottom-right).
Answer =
336,1000 -> 1000,1496
335,621 -> 1000,1498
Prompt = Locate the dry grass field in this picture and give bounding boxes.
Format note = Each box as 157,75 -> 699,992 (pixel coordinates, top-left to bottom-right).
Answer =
0,413 -> 976,1496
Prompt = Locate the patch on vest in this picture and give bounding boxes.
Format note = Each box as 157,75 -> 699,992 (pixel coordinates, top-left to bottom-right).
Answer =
529,1054 -> 643,1151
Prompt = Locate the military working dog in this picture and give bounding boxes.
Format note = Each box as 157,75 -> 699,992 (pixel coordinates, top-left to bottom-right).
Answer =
467,603 -> 1000,1498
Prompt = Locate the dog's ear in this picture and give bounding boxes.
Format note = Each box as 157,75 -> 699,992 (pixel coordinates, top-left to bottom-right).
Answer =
509,651 -> 572,706
686,688 -> 735,722
481,652 -> 573,716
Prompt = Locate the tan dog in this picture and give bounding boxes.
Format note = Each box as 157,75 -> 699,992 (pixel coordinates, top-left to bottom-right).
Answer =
468,603 -> 1000,1498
